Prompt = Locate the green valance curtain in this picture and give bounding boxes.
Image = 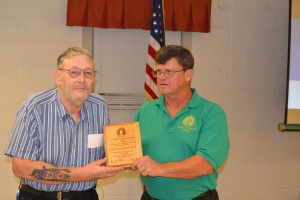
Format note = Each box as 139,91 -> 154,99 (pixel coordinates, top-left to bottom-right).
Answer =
66,0 -> 212,33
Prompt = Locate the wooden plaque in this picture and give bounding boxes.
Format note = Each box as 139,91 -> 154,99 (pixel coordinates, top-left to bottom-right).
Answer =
104,122 -> 142,167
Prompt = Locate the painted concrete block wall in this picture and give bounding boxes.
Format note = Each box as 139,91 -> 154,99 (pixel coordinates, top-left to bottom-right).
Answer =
0,1 -> 82,199
189,0 -> 300,199
1,0 -> 300,200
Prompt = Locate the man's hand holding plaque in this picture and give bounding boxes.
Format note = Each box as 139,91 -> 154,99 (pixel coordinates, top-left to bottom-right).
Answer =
104,122 -> 143,167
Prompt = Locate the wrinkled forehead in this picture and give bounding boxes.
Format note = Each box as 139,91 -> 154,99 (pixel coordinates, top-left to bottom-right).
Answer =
156,58 -> 181,69
59,54 -> 95,69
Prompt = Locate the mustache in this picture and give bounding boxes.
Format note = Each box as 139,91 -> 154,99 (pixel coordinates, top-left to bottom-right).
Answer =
73,83 -> 88,89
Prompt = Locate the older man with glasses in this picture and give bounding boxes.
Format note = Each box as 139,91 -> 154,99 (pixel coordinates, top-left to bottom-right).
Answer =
4,47 -> 123,200
132,45 -> 230,200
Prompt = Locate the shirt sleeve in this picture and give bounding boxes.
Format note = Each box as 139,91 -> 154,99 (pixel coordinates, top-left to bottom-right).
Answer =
196,105 -> 230,170
4,105 -> 40,161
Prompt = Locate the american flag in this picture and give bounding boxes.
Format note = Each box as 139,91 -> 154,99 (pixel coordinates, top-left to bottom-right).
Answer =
144,0 -> 165,100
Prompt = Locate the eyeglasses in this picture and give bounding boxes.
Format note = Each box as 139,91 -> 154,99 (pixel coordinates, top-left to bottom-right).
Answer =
59,69 -> 96,79
151,69 -> 187,78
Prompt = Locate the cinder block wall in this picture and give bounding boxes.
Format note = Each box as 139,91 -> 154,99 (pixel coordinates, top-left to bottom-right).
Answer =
0,1 -> 82,199
1,0 -> 300,200
188,1 -> 300,199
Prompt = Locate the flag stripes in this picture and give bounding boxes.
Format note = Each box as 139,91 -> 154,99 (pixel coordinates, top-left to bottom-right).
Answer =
144,0 -> 165,100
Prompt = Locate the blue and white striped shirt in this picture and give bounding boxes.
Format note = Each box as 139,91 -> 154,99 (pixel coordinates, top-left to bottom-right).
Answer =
4,88 -> 109,191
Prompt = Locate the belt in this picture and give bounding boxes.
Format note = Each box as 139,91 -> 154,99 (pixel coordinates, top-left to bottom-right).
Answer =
193,189 -> 217,200
19,183 -> 96,200
146,189 -> 217,200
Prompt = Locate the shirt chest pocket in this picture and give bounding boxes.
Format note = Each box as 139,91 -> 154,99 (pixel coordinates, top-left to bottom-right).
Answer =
88,146 -> 104,161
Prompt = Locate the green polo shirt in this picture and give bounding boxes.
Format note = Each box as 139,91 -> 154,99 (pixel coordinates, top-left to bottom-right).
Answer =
134,88 -> 230,200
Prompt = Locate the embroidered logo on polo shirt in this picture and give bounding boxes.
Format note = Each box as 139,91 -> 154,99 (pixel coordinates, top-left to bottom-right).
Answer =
183,116 -> 195,126
178,116 -> 197,132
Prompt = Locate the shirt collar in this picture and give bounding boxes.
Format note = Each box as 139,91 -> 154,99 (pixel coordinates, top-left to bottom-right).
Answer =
156,88 -> 201,109
187,88 -> 202,108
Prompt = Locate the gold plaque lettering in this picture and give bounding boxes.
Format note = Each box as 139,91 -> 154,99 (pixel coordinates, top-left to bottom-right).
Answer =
104,122 -> 142,167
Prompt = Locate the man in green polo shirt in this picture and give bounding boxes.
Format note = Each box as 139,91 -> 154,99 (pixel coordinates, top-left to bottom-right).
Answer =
132,45 -> 230,200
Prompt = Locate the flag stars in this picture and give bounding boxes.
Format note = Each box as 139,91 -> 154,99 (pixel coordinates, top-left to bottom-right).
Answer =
153,20 -> 163,27
145,0 -> 164,100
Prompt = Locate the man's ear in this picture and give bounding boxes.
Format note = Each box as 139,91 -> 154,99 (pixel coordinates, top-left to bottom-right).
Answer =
54,69 -> 62,86
185,69 -> 193,81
